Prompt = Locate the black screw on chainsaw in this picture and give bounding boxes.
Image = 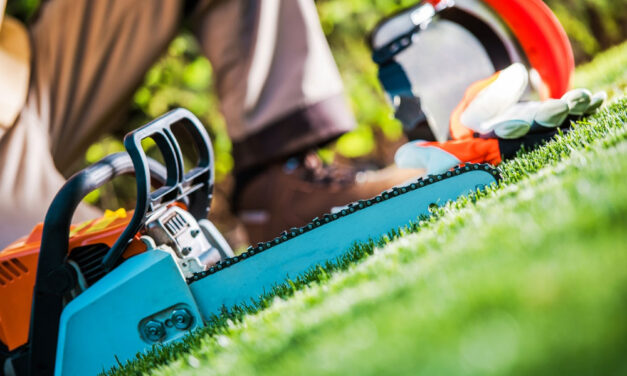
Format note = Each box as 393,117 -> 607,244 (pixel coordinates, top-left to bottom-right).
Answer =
171,309 -> 193,330
142,320 -> 166,343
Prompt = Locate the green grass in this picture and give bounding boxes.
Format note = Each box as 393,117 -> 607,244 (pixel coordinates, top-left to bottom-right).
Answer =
573,42 -> 627,94
108,43 -> 627,375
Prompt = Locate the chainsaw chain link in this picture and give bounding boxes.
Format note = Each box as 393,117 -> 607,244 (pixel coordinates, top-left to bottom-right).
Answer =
187,163 -> 500,283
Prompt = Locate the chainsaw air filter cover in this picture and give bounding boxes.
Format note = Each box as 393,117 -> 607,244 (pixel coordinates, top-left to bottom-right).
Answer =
369,0 -> 574,142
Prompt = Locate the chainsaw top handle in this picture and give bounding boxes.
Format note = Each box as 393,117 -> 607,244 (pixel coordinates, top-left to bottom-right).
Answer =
102,108 -> 215,271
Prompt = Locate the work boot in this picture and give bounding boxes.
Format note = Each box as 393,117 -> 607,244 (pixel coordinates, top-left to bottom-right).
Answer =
235,152 -> 425,244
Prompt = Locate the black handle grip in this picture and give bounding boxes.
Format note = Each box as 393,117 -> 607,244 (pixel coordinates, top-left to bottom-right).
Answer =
102,108 -> 214,271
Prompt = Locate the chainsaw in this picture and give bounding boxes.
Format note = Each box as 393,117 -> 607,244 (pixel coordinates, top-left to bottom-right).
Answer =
0,109 -> 499,375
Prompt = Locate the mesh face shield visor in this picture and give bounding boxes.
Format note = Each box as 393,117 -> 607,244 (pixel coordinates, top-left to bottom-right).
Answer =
369,0 -> 573,142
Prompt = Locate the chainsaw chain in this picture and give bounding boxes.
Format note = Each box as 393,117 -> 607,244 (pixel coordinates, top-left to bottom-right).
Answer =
187,163 -> 500,283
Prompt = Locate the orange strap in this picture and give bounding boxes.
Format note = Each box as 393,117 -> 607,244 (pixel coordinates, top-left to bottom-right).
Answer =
420,138 -> 502,165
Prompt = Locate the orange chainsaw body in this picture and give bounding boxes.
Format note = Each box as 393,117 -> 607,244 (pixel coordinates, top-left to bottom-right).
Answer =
0,209 -> 146,351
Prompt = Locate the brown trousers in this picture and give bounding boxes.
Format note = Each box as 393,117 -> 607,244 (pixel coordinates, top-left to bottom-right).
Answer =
0,0 -> 355,247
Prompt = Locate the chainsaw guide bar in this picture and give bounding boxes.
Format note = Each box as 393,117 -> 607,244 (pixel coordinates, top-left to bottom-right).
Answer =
194,164 -> 500,282
186,163 -> 501,317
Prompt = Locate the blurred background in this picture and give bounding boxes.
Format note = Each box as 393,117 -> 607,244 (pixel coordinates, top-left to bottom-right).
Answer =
7,0 -> 627,248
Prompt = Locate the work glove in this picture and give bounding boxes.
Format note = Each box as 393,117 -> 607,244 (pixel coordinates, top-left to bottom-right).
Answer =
395,63 -> 606,174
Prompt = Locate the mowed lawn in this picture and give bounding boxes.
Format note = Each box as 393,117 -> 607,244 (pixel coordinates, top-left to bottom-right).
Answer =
109,42 -> 627,376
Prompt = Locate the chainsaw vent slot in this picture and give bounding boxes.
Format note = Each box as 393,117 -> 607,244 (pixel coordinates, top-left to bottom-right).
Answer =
0,258 -> 27,285
165,213 -> 188,236
68,244 -> 110,286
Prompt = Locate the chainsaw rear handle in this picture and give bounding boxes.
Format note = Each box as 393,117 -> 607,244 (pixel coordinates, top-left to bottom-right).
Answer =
28,152 -> 167,376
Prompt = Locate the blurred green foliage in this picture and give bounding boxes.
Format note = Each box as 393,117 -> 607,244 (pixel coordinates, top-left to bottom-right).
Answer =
544,0 -> 627,61
5,0 -> 627,208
